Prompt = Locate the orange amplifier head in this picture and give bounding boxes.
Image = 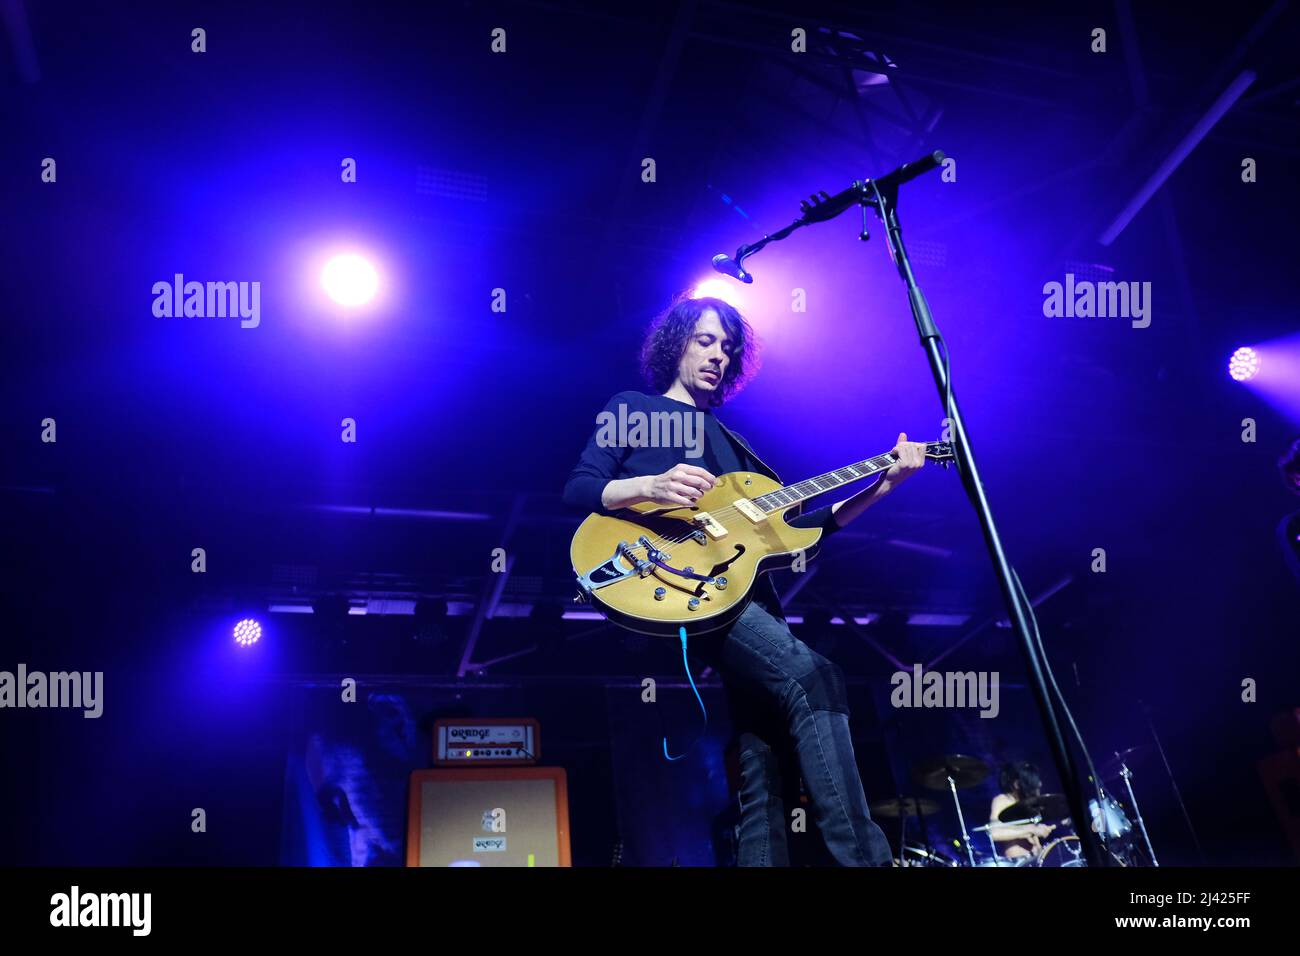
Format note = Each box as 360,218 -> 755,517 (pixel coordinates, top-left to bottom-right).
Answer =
433,717 -> 540,766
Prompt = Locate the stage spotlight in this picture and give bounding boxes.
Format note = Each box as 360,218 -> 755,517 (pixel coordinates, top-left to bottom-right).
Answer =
233,618 -> 262,647
321,253 -> 378,306
1228,346 -> 1260,382
691,278 -> 743,308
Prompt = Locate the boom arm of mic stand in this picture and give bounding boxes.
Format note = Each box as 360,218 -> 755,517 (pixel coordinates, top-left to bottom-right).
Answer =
722,153 -> 947,280
726,220 -> 807,280
725,182 -> 873,280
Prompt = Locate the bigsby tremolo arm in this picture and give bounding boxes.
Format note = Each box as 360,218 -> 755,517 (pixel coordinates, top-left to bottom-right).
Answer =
575,533 -> 720,597
575,538 -> 659,596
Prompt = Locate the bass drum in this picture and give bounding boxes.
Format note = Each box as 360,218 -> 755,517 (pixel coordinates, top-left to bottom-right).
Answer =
1037,835 -> 1086,867
1037,835 -> 1130,867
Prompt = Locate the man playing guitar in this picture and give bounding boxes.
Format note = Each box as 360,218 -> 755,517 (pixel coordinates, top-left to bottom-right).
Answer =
563,294 -> 928,866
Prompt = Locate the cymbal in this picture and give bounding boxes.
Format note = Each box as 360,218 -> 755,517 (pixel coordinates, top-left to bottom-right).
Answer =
870,796 -> 942,819
911,754 -> 991,791
1099,746 -> 1148,780
972,818 -> 1035,833
999,793 -> 1071,822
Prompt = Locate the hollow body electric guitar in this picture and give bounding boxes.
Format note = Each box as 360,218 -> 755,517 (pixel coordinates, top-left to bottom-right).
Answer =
571,441 -> 954,636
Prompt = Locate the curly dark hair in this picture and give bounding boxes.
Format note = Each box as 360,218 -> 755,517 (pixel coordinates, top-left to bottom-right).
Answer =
638,295 -> 761,408
1279,437 -> 1300,496
998,762 -> 1042,800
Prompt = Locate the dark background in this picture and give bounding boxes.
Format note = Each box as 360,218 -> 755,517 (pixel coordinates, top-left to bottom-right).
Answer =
1,0 -> 1298,866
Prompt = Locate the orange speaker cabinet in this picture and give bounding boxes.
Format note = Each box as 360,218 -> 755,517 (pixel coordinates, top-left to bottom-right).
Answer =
406,767 -> 572,867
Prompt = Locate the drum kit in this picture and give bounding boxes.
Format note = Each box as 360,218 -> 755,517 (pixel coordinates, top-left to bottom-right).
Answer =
871,748 -> 1158,868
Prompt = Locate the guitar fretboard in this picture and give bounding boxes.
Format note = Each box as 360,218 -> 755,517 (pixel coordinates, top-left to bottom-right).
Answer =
753,453 -> 898,513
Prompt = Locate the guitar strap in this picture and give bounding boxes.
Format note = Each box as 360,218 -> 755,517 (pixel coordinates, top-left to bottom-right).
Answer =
715,419 -> 780,482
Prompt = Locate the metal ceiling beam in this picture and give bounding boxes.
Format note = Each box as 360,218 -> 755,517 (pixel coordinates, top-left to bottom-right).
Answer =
456,493 -> 527,677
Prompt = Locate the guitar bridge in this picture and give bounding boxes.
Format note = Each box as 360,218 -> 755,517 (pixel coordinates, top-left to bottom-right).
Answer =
575,540 -> 654,596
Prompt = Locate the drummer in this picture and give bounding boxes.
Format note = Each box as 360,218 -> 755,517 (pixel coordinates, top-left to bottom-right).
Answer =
987,762 -> 1056,862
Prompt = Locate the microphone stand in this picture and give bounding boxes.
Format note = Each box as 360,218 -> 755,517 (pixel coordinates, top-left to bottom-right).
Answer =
715,151 -> 1104,867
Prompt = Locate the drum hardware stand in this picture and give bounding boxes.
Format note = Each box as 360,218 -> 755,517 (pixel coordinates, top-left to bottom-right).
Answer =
892,793 -> 910,865
913,796 -> 941,866
977,824 -> 1001,864
1115,754 -> 1159,866
945,773 -> 977,866
973,818 -> 1038,866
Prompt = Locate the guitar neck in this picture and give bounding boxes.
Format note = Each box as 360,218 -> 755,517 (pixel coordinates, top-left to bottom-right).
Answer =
751,451 -> 900,514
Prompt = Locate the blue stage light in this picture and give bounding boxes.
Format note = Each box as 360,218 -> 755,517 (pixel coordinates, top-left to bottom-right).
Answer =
233,618 -> 263,647
1229,346 -> 1260,382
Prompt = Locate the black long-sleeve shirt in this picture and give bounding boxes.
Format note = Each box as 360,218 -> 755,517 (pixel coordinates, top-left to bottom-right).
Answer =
563,390 -> 844,615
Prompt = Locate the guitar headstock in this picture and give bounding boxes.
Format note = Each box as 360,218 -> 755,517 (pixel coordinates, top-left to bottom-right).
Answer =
923,441 -> 956,469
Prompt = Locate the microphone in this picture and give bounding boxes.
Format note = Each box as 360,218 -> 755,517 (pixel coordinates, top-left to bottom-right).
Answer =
870,150 -> 946,196
711,253 -> 753,284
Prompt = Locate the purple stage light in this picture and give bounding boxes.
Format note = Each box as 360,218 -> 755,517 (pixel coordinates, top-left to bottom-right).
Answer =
321,253 -> 378,306
1228,347 -> 1260,382
233,618 -> 262,647
691,278 -> 743,308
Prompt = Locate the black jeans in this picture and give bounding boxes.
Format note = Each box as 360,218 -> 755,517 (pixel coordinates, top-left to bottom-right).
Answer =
694,598 -> 894,866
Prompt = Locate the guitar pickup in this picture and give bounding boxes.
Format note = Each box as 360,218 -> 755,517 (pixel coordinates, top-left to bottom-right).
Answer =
692,511 -> 727,539
733,499 -> 766,523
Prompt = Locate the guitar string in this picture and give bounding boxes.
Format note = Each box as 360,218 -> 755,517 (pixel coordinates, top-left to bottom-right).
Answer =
601,443 -> 941,557
680,453 -> 898,526
617,453 -> 905,558
630,454 -> 898,552
588,447 -> 947,598
621,444 -> 945,558
609,445 -> 942,561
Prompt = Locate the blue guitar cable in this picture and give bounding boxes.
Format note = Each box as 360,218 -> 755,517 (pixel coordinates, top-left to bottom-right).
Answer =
662,626 -> 709,761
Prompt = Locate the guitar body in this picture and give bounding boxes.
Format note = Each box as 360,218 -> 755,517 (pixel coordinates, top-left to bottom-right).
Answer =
569,470 -> 822,637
